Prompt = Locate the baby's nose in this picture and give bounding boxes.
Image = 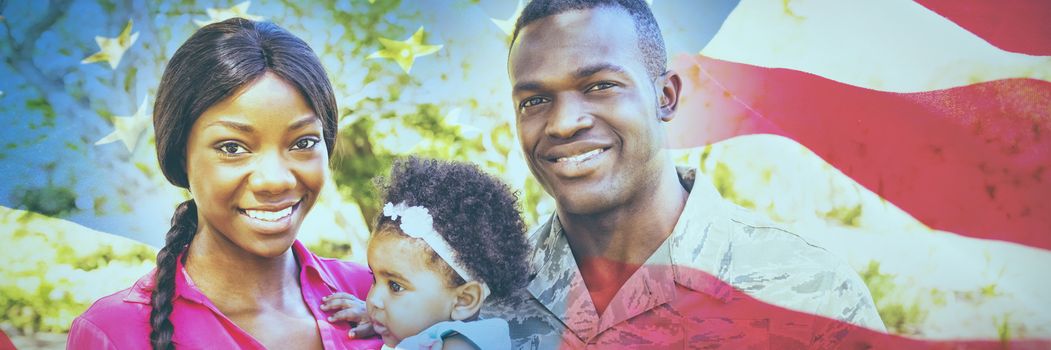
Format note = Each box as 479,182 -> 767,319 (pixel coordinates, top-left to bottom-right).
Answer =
365,291 -> 384,309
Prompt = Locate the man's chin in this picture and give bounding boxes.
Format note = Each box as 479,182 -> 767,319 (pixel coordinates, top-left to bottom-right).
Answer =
555,193 -> 618,217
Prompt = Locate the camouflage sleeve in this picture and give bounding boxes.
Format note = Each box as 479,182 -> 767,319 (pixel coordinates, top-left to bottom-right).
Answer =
820,262 -> 885,332
810,261 -> 887,348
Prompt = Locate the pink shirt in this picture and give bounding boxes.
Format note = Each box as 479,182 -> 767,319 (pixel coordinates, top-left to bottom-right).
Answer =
67,240 -> 383,349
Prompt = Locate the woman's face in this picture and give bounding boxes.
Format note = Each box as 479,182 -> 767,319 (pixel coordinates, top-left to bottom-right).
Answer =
185,72 -> 329,258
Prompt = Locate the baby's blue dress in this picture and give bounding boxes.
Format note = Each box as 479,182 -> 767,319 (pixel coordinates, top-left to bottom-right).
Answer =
386,318 -> 511,350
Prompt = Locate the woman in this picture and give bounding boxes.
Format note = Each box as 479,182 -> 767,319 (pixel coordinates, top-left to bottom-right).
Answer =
67,18 -> 379,349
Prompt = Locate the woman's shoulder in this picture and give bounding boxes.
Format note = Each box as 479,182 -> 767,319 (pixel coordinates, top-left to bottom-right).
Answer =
68,271 -> 155,348
79,270 -> 155,321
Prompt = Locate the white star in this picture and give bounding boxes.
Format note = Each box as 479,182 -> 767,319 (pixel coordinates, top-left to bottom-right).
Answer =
194,1 -> 264,27
81,19 -> 138,69
445,108 -> 482,138
367,27 -> 443,74
490,0 -> 525,37
96,96 -> 151,153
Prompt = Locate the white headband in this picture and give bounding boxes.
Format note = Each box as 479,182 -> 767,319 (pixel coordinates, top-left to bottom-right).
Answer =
382,202 -> 490,299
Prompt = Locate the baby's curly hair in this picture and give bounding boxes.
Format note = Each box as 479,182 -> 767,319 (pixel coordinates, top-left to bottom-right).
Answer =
373,157 -> 531,300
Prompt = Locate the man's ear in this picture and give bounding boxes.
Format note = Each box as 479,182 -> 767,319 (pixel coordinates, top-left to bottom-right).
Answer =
449,281 -> 487,321
657,70 -> 682,122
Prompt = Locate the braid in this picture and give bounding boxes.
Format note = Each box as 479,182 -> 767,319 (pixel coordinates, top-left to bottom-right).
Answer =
149,200 -> 198,350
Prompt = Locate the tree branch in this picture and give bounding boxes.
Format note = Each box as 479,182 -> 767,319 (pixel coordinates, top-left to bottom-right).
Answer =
3,0 -> 87,108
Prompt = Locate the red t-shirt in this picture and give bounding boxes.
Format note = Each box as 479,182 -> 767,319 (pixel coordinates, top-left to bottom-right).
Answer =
67,240 -> 382,349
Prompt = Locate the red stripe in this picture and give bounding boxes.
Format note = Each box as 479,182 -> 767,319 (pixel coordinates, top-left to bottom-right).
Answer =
668,54 -> 1051,250
0,329 -> 16,350
915,0 -> 1051,56
557,263 -> 1051,346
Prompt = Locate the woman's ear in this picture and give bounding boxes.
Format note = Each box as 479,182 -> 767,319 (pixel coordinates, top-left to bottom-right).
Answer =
449,281 -> 487,321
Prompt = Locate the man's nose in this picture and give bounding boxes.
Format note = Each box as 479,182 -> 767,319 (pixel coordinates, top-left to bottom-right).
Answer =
248,151 -> 295,195
544,94 -> 593,139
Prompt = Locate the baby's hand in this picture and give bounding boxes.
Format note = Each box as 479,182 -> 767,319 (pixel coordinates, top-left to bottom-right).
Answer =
321,292 -> 375,339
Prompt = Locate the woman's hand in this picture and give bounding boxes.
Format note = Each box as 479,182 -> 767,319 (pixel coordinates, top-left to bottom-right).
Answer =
321,292 -> 375,339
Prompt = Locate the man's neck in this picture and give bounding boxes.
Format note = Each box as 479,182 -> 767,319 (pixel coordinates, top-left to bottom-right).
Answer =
558,164 -> 689,314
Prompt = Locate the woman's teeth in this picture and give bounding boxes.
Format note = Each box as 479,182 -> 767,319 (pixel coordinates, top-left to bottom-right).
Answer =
244,206 -> 293,221
557,148 -> 603,163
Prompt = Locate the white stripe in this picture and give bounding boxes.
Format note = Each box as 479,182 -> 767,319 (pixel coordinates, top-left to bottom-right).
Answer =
700,0 -> 1051,93
671,134 -> 1051,338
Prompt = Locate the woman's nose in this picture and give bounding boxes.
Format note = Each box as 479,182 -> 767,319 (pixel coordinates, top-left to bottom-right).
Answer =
248,151 -> 295,195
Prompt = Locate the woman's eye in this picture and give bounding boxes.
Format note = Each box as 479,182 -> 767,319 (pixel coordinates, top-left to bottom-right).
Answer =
216,142 -> 248,155
388,281 -> 404,293
586,82 -> 615,92
292,137 -> 319,150
519,96 -> 548,109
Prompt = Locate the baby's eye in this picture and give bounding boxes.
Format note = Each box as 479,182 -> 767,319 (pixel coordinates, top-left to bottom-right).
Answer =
291,137 -> 320,151
388,281 -> 404,293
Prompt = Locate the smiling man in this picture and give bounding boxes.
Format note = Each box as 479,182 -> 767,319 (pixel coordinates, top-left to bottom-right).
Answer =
482,0 -> 886,348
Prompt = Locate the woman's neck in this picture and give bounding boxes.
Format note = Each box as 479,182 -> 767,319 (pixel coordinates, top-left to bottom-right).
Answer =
183,230 -> 302,313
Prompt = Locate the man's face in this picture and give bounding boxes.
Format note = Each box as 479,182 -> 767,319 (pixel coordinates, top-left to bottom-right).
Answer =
510,7 -> 670,215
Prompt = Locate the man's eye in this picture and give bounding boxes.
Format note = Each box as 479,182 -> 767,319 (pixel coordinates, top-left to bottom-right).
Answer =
292,137 -> 319,150
216,142 -> 248,155
586,82 -> 615,92
520,96 -> 548,109
388,281 -> 404,292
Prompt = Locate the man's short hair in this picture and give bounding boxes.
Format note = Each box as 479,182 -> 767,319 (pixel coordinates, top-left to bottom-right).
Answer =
511,0 -> 668,79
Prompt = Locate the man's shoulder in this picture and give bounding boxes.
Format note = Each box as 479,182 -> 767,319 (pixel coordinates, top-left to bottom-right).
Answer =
711,203 -> 841,269
482,289 -> 564,350
683,203 -> 884,329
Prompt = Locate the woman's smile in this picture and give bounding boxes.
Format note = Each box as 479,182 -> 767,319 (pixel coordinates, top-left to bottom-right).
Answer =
238,199 -> 303,234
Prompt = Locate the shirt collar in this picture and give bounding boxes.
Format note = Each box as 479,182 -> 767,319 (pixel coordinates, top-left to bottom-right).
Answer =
525,167 -> 733,341
123,240 -> 338,304
667,168 -> 737,303
292,239 -> 340,292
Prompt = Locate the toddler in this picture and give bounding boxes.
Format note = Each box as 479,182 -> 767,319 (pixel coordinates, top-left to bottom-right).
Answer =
325,157 -> 530,349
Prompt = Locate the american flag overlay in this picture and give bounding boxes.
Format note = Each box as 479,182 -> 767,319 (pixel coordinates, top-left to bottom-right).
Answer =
0,0 -> 1047,348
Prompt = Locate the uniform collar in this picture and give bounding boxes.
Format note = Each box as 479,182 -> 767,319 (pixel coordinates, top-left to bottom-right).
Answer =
525,167 -> 734,342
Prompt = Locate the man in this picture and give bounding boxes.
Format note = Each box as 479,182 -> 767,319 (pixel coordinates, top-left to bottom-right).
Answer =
482,0 -> 885,348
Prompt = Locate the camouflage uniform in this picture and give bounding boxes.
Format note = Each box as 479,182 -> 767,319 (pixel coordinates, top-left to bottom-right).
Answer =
483,168 -> 884,349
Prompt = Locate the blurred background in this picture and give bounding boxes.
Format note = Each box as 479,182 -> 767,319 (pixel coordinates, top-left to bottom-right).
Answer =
1,0 -> 1048,348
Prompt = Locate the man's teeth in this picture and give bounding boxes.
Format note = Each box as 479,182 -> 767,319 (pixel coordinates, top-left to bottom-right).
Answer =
557,148 -> 603,163
244,206 -> 293,221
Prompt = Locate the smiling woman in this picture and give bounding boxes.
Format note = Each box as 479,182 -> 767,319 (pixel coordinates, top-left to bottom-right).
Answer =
65,18 -> 382,350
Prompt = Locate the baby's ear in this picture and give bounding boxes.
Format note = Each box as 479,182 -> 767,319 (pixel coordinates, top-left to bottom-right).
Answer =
449,281 -> 488,321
